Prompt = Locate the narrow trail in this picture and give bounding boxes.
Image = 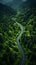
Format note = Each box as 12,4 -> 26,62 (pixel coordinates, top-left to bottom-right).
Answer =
16,22 -> 25,65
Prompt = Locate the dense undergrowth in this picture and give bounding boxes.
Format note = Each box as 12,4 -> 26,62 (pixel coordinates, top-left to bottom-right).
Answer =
19,8 -> 36,65
0,3 -> 21,65
0,1 -> 36,65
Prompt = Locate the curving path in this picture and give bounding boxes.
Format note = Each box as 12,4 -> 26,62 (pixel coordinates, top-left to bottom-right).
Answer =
16,22 -> 25,65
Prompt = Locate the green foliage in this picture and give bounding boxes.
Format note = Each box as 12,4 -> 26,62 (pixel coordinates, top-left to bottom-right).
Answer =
19,8 -> 36,65
0,21 -> 21,65
0,4 -> 21,65
0,3 -> 36,65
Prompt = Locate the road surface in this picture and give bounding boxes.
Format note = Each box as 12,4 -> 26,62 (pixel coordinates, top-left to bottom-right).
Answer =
16,22 -> 25,65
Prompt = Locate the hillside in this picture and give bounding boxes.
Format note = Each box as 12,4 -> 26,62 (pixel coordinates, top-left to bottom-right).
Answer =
0,3 -> 17,24
13,1 -> 36,65
0,3 -> 21,65
0,1 -> 36,65
0,3 -> 16,15
18,2 -> 36,65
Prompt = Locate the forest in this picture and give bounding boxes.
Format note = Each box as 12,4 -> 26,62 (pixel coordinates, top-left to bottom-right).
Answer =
0,0 -> 36,65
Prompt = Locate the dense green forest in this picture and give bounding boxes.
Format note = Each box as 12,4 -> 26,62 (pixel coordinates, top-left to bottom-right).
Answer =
0,3 -> 21,65
19,7 -> 36,65
0,0 -> 36,65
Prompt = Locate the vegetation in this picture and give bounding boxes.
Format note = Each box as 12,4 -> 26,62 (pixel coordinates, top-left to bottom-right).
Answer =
19,8 -> 36,65
0,3 -> 21,65
0,1 -> 36,65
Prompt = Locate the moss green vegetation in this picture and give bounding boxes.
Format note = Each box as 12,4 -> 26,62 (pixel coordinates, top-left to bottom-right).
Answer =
19,8 -> 36,65
0,19 -> 22,65
0,3 -> 36,65
0,4 -> 22,65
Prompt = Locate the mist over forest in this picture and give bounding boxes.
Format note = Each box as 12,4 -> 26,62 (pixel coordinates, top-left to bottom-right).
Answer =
0,0 -> 36,65
0,0 -> 36,10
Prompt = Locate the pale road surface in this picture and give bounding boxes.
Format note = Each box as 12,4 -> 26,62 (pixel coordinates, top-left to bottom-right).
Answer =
16,22 -> 25,65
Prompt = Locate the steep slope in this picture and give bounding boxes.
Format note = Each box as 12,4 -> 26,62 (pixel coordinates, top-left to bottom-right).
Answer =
0,3 -> 16,23
14,1 -> 36,65
0,3 -> 21,65
6,0 -> 23,10
20,2 -> 36,65
0,3 -> 16,16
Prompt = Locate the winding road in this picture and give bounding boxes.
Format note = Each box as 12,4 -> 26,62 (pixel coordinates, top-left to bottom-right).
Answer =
16,22 -> 25,65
